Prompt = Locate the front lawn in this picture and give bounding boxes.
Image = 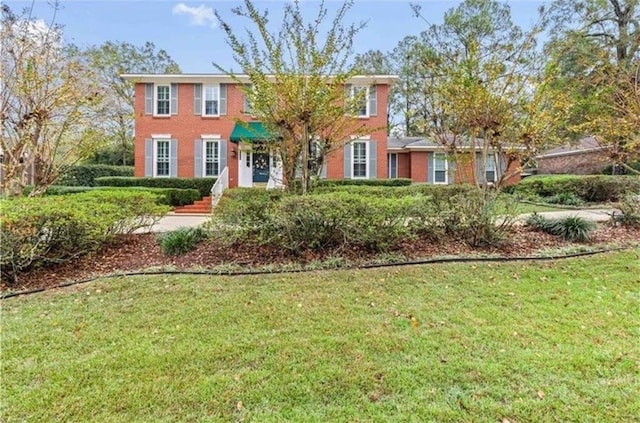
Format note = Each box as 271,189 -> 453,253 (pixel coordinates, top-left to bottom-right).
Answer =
3,250 -> 639,421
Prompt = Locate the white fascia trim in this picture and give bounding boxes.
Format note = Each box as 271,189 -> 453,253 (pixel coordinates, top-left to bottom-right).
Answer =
151,134 -> 171,139
201,134 -> 222,139
536,147 -> 610,159
350,134 -> 371,140
121,74 -> 399,86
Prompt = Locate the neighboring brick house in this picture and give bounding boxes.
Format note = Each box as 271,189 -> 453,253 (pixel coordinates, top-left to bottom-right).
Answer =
536,137 -> 613,175
387,137 -> 521,186
121,74 -> 396,188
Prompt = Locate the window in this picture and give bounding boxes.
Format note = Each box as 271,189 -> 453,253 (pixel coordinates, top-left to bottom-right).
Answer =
352,141 -> 368,178
155,139 -> 170,177
434,153 -> 448,184
388,153 -> 398,178
155,85 -> 170,116
204,140 -> 220,176
485,154 -> 496,183
351,86 -> 369,117
203,85 -> 220,116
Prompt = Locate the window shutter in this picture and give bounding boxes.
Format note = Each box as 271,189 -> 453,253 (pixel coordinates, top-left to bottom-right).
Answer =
497,153 -> 506,178
368,86 -> 377,117
243,84 -> 252,114
320,162 -> 327,179
145,84 -> 153,115
145,139 -> 153,176
368,141 -> 377,179
427,152 -> 434,184
169,139 -> 178,177
343,142 -> 352,179
194,139 -> 203,177
344,84 -> 352,111
448,157 -> 455,184
476,152 -> 484,184
219,139 -> 227,173
170,84 -> 178,115
219,84 -> 227,115
194,84 -> 202,115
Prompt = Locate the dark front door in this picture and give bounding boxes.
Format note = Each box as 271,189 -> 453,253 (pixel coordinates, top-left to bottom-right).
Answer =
252,152 -> 270,183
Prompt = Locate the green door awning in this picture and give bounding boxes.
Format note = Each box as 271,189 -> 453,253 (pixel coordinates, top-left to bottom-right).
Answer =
230,122 -> 274,143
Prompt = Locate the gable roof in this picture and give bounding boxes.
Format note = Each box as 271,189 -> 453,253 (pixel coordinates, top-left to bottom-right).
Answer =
120,73 -> 398,85
537,136 -> 611,159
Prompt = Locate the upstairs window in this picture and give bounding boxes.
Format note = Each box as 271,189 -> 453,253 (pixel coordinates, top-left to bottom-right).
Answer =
351,86 -> 369,117
155,85 -> 170,116
203,85 -> 220,116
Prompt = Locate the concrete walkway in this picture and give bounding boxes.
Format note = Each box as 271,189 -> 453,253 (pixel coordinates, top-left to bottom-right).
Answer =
138,208 -> 619,233
136,213 -> 211,233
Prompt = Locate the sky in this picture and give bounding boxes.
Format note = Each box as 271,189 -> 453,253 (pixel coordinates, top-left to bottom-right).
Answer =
4,0 -> 547,73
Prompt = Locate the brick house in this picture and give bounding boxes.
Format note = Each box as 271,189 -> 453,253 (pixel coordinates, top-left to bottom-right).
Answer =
121,74 -> 396,188
536,137 -> 613,175
387,137 -> 521,186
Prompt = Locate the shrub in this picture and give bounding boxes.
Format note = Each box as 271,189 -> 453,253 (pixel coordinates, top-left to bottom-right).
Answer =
513,175 -> 640,203
316,178 -> 412,187
0,191 -> 169,281
545,192 -> 584,206
56,164 -> 134,186
616,194 -> 640,227
526,214 -> 595,242
158,227 -> 208,256
39,185 -> 201,207
95,177 -> 216,197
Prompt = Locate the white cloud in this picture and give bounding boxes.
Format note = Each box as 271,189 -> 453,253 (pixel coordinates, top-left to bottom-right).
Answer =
172,3 -> 218,29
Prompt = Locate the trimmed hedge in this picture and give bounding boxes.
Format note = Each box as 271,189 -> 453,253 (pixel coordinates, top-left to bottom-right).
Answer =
512,175 -> 640,202
316,178 -> 412,187
41,185 -> 201,207
56,164 -> 134,186
1,191 -> 169,281
95,177 -> 216,197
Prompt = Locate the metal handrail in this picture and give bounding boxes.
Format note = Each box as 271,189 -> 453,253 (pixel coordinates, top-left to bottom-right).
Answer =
211,166 -> 229,209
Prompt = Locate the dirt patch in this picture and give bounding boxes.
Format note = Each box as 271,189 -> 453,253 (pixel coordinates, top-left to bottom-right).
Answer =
2,224 -> 639,294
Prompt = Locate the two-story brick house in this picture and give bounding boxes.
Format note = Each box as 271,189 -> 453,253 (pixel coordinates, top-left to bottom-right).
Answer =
121,74 -> 397,188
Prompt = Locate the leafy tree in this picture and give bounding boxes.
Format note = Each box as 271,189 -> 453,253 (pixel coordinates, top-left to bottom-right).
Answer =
214,0 -> 371,193
546,0 -> 640,172
83,41 -> 181,166
1,3 -> 101,196
410,0 -> 561,187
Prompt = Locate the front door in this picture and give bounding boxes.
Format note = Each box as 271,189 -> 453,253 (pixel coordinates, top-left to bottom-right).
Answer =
252,152 -> 270,183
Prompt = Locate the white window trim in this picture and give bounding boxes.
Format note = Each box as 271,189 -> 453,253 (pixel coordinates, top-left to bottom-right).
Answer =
485,153 -> 496,183
351,140 -> 369,179
153,138 -> 171,177
202,138 -> 221,177
154,84 -> 171,117
433,152 -> 448,184
351,85 -> 370,118
202,84 -> 220,117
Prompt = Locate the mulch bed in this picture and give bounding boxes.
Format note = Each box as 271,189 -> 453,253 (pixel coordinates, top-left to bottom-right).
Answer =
2,224 -> 639,294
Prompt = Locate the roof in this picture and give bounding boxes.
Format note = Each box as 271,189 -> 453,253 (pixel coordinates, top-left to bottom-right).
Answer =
537,136 -> 611,159
120,73 -> 398,85
387,135 -> 524,151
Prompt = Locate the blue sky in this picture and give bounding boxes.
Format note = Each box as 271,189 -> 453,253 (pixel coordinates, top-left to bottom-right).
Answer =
5,0 -> 546,73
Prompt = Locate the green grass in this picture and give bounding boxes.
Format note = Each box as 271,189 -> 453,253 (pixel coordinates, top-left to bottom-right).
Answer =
3,250 -> 639,422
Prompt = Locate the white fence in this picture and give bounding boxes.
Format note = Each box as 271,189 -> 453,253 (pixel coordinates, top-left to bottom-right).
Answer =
211,166 -> 229,209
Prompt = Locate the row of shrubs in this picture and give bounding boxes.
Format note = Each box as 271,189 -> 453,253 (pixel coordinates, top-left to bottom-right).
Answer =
209,186 -> 518,252
41,185 -> 202,207
0,191 -> 170,282
95,177 -> 216,197
509,175 -> 640,204
57,164 -> 134,186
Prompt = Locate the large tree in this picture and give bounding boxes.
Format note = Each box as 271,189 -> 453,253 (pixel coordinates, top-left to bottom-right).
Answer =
214,0 -> 371,193
409,0 -> 560,187
1,3 -> 101,196
546,0 -> 640,171
83,41 -> 181,166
